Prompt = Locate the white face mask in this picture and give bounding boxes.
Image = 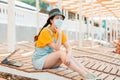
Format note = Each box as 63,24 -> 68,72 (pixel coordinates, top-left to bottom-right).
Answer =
53,19 -> 63,28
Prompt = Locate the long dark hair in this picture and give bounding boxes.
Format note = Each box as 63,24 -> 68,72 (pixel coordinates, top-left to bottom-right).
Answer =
34,16 -> 54,42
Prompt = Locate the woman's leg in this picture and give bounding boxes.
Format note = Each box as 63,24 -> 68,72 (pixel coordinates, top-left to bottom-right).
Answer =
65,56 -> 89,77
71,56 -> 91,73
43,51 -> 63,69
71,56 -> 97,79
43,50 -> 89,78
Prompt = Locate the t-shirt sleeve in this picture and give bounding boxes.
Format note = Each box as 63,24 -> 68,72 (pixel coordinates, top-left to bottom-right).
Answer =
36,29 -> 53,47
62,31 -> 67,44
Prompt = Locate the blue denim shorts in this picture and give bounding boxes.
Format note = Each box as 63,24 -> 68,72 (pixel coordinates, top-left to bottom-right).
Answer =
32,54 -> 49,70
32,46 -> 53,70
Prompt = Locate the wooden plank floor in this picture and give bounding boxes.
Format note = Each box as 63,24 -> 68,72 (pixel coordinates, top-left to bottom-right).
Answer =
72,45 -> 120,80
0,41 -> 120,80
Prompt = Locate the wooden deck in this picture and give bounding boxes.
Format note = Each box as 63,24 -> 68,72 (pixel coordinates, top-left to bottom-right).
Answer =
0,41 -> 120,80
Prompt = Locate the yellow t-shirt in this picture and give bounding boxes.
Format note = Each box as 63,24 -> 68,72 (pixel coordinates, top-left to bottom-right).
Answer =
36,27 -> 67,48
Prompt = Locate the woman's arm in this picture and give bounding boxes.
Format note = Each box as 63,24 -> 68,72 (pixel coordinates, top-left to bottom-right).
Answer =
63,41 -> 72,55
63,41 -> 73,65
48,29 -> 62,51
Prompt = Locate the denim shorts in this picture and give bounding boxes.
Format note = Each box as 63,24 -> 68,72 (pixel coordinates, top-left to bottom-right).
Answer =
32,46 -> 53,70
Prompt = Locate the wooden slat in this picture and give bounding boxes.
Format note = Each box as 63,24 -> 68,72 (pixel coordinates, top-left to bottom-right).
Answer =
20,64 -> 33,69
103,65 -> 113,73
47,67 -> 67,74
93,71 -> 102,77
72,75 -> 84,80
47,69 -> 62,74
81,60 -> 90,66
55,69 -> 73,76
23,68 -> 42,72
54,67 -> 67,71
97,63 -> 107,71
104,75 -> 116,80
85,61 -> 96,69
9,55 -> 32,62
73,48 -> 120,61
114,77 -> 120,80
116,69 -> 120,76
65,72 -> 79,79
110,65 -> 118,74
62,69 -> 73,75
8,51 -> 32,60
91,62 -> 101,70
97,73 -> 109,80
46,68 -> 82,80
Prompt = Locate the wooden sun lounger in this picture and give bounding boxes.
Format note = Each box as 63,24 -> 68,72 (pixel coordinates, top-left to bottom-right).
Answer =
0,49 -> 84,80
0,41 -> 120,80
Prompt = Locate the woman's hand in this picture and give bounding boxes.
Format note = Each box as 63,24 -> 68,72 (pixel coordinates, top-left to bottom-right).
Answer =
65,53 -> 71,65
54,27 -> 62,34
64,47 -> 72,65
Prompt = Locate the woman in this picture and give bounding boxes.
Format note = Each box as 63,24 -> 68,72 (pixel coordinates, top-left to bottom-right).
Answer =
32,8 -> 96,79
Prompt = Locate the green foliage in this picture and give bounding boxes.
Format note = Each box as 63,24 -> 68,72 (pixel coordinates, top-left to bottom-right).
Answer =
18,0 -> 49,13
94,22 -> 99,27
89,21 -> 99,27
18,0 -> 36,7
39,0 -> 49,13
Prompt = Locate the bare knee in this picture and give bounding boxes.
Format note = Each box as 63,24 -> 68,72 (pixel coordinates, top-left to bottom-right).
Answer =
56,50 -> 67,63
57,50 -> 67,57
